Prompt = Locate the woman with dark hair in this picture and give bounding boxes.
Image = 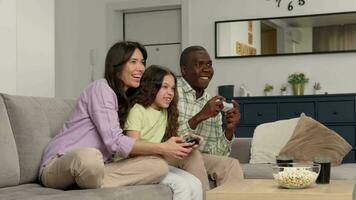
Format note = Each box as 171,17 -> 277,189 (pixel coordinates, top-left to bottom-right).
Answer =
39,41 -> 193,189
124,65 -> 206,200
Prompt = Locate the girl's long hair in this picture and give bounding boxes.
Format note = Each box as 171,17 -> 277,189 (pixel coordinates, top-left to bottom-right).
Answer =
130,65 -> 179,142
104,41 -> 147,127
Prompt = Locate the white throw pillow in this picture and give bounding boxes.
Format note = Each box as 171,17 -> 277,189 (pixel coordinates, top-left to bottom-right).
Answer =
249,117 -> 300,164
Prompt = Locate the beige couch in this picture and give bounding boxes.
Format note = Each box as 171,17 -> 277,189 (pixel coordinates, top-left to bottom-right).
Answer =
1,92 -> 354,200
230,138 -> 356,180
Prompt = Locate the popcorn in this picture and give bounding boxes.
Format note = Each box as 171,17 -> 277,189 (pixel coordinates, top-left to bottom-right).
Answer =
273,167 -> 318,189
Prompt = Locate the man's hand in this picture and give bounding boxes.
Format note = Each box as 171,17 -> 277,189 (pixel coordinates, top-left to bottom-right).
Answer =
224,100 -> 241,140
200,96 -> 225,119
188,96 -> 225,130
160,137 -> 193,160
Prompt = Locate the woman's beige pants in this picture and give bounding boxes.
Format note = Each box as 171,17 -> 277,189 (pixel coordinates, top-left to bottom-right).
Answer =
41,148 -> 169,189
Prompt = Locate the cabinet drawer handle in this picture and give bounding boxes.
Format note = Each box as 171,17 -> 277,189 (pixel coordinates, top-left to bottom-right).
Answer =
332,111 -> 338,115
257,112 -> 263,116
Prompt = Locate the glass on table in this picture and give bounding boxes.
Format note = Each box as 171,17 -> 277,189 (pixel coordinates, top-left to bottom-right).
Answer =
276,154 -> 293,167
313,155 -> 331,184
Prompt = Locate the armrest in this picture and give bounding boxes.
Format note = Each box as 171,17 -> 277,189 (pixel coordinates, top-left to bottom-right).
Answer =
229,137 -> 252,163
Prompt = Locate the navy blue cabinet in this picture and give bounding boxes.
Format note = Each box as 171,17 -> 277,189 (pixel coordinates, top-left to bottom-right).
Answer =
232,94 -> 356,163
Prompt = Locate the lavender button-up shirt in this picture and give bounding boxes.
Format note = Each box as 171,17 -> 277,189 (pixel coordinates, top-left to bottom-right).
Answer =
39,79 -> 135,176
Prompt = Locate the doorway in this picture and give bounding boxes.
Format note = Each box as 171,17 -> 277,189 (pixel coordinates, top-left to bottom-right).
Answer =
261,22 -> 277,55
124,9 -> 181,75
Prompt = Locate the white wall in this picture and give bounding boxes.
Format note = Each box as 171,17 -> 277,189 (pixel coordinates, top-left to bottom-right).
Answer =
0,0 -> 17,94
284,27 -> 312,54
55,0 -> 181,99
184,0 -> 356,96
55,0 -> 356,98
217,21 -> 261,56
217,22 -> 231,56
17,0 -> 55,97
0,0 -> 54,97
55,0 -> 119,99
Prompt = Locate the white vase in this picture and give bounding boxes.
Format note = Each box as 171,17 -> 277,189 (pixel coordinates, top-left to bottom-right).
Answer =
313,90 -> 321,95
265,91 -> 272,96
281,91 -> 287,96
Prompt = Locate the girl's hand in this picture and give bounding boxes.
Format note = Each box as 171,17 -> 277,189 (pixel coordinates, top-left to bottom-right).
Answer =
161,137 -> 193,159
188,133 -> 204,149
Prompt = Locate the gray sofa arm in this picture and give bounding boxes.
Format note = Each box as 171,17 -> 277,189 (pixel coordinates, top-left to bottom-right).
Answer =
229,138 -> 252,163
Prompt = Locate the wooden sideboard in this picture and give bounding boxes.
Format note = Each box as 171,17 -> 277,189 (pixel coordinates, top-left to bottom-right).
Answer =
232,93 -> 356,163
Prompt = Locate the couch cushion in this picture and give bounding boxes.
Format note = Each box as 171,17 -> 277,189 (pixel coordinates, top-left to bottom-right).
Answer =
240,163 -> 273,179
0,95 -> 20,187
3,94 -> 75,184
230,138 -> 251,163
280,113 -> 352,166
330,163 -> 356,179
249,117 -> 299,164
0,183 -> 172,200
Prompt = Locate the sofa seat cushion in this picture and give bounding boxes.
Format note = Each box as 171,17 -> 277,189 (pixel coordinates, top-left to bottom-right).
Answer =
330,163 -> 356,180
240,163 -> 356,180
0,183 -> 172,200
240,164 -> 273,179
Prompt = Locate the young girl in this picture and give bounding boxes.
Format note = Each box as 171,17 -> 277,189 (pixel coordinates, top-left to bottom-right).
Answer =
124,65 -> 204,200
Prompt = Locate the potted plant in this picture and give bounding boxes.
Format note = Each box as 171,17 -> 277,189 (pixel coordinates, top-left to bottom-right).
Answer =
264,83 -> 274,96
280,84 -> 288,96
288,72 -> 309,95
313,82 -> 322,95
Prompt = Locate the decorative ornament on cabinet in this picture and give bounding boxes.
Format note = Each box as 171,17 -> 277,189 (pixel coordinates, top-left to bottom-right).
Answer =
288,72 -> 309,96
280,84 -> 288,96
313,82 -> 322,95
239,84 -> 251,97
264,83 -> 274,96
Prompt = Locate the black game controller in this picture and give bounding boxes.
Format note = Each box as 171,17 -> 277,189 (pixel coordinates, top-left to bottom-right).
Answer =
186,137 -> 200,145
183,134 -> 200,145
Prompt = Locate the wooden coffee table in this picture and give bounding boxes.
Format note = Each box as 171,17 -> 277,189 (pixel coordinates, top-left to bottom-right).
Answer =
206,179 -> 355,200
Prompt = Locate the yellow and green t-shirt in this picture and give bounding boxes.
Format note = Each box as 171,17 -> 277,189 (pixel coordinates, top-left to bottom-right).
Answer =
124,103 -> 168,143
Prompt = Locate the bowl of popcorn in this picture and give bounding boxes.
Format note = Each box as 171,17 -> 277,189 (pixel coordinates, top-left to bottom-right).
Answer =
272,163 -> 320,189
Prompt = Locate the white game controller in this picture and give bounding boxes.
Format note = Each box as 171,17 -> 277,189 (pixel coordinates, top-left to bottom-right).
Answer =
222,101 -> 234,112
216,99 -> 234,112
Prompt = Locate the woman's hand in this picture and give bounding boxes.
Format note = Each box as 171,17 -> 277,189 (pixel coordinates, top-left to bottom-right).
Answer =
160,137 -> 193,159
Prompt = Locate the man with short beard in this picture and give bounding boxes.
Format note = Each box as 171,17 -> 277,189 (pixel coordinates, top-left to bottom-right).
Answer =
177,46 -> 244,187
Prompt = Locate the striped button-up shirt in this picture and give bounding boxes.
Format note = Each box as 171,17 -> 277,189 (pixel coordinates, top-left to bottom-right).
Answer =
177,77 -> 232,156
